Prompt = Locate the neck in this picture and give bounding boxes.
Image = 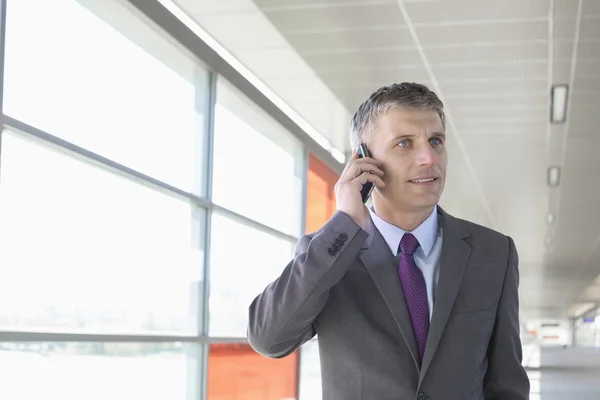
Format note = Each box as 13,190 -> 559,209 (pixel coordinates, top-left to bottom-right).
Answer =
372,197 -> 434,232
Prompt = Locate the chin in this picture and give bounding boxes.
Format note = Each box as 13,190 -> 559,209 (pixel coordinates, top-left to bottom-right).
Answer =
409,195 -> 441,211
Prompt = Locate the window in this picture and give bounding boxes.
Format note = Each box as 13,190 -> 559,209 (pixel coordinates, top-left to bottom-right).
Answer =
208,211 -> 295,337
3,0 -> 210,194
207,343 -> 298,400
299,339 -> 322,400
212,77 -> 304,236
0,342 -> 199,400
0,132 -> 205,334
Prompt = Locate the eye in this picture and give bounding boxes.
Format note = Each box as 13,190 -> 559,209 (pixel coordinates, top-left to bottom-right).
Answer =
398,140 -> 410,147
430,137 -> 443,146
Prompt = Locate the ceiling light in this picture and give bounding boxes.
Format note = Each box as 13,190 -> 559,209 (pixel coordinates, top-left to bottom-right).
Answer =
551,84 -> 569,124
547,166 -> 561,187
546,212 -> 556,225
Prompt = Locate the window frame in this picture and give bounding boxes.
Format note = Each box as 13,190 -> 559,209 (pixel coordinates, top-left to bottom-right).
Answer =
0,0 -> 342,399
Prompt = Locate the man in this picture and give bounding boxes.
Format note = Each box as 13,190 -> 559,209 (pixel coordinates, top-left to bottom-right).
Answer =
247,83 -> 530,399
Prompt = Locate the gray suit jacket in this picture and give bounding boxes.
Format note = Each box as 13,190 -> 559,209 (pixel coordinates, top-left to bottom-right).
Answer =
248,207 -> 530,400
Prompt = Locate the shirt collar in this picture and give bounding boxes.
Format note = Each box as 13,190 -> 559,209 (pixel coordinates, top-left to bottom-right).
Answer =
368,205 -> 439,256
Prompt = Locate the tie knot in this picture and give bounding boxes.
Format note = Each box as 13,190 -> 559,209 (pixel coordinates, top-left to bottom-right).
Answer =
399,233 -> 420,256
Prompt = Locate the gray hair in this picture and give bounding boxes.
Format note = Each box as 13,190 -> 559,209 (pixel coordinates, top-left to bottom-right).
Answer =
350,82 -> 446,150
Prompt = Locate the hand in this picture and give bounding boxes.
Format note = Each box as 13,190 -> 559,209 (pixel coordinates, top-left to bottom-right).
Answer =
335,150 -> 385,230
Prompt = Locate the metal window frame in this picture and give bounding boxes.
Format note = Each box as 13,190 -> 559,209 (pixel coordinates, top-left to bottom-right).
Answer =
0,0 -> 334,398
125,0 -> 343,176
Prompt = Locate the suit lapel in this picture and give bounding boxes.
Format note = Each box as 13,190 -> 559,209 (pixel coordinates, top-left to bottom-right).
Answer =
359,217 -> 421,370
419,208 -> 472,382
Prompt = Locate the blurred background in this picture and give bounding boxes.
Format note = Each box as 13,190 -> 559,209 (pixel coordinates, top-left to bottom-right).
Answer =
0,0 -> 599,399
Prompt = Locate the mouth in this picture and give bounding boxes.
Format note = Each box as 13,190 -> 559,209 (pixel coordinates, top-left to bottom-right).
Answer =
408,177 -> 438,184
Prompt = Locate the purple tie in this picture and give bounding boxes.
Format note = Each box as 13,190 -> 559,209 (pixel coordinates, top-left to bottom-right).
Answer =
398,233 -> 429,362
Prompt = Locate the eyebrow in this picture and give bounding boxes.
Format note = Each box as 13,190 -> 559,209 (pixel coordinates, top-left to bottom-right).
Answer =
391,132 -> 446,141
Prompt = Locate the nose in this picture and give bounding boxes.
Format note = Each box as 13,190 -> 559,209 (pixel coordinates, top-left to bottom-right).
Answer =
416,142 -> 439,166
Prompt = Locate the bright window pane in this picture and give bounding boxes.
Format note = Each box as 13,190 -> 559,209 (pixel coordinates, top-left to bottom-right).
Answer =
0,342 -> 198,400
212,77 -> 304,236
208,212 -> 294,337
299,339 -> 322,400
4,0 -> 209,193
0,132 -> 204,334
208,343 -> 298,400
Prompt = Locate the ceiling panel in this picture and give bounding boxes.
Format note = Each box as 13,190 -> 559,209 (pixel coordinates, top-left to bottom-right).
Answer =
405,0 -> 549,23
254,0 -> 394,7
555,0 -> 580,17
448,104 -> 547,120
580,15 -> 600,39
261,3 -> 404,31
414,21 -> 548,45
283,27 -> 415,52
301,49 -> 423,71
583,0 -> 600,16
431,61 -> 549,82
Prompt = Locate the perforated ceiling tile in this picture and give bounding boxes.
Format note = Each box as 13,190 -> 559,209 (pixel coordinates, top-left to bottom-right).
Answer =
405,0 -> 549,23
448,104 -> 548,121
583,0 -> 600,16
260,3 -> 404,32
286,27 -> 415,52
552,59 -> 573,82
430,61 -> 549,83
444,93 -> 547,110
455,119 -> 546,133
325,71 -> 432,90
425,42 -> 548,65
554,16 -> 578,41
414,20 -> 549,46
554,40 -> 578,61
316,67 -> 429,86
571,59 -> 600,80
573,76 -> 600,92
302,48 -> 423,72
554,0 -> 580,18
439,77 -> 548,97
253,0 -> 395,8
580,16 -> 600,39
576,40 -> 600,59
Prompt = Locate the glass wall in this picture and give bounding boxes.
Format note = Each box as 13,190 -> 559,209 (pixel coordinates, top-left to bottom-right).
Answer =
0,0 -> 340,399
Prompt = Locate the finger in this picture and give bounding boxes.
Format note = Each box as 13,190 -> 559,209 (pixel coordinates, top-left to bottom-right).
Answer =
342,163 -> 384,182
355,162 -> 384,176
352,171 -> 385,188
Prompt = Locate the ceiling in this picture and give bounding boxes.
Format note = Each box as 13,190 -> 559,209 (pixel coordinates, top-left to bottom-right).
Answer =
173,0 -> 600,320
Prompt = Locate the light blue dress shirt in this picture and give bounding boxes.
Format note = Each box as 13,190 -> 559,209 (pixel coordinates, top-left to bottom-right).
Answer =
368,206 -> 443,320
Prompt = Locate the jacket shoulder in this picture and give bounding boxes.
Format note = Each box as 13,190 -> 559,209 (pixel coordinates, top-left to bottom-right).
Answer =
449,215 -> 510,243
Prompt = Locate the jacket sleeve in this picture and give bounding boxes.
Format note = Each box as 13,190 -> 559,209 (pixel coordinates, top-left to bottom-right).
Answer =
483,236 -> 531,399
247,211 -> 369,358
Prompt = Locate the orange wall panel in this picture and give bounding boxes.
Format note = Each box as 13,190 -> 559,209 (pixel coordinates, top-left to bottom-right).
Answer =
306,153 -> 339,234
207,343 -> 298,400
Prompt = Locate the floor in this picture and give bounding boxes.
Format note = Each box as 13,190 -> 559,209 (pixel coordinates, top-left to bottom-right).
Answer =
525,346 -> 600,399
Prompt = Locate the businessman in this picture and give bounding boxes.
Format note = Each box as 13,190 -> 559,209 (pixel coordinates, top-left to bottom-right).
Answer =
248,82 -> 530,399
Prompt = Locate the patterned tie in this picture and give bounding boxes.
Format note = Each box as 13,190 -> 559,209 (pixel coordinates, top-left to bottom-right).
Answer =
398,233 -> 430,363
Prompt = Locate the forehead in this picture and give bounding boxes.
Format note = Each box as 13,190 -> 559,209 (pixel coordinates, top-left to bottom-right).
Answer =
374,107 -> 444,135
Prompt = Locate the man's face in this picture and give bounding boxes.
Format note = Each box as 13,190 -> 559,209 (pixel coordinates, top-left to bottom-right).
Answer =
368,107 -> 447,212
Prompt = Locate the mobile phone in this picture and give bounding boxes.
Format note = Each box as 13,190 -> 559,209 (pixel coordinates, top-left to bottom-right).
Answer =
357,143 -> 374,203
